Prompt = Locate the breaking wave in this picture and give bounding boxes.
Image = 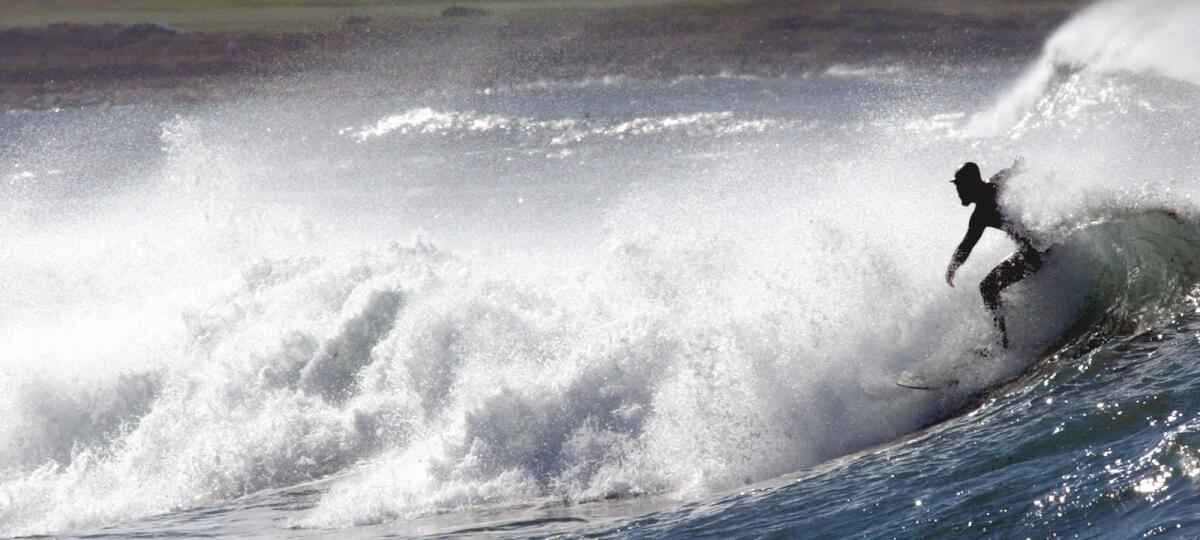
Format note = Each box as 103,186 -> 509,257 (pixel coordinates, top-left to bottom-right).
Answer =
2,0 -> 1199,536
971,0 -> 1200,135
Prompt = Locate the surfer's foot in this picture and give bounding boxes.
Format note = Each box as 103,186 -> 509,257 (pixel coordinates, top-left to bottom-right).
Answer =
994,315 -> 1009,349
994,330 -> 1009,349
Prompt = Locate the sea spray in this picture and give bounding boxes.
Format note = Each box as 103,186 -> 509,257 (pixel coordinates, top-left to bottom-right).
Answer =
970,0 -> 1200,136
2,97 -> 1014,534
2,4 -> 1200,533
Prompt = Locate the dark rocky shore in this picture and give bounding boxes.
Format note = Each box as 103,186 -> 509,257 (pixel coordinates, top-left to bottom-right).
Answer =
0,1 -> 1089,110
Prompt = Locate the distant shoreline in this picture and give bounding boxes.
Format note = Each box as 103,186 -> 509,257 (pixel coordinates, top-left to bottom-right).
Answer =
0,1 -> 1088,111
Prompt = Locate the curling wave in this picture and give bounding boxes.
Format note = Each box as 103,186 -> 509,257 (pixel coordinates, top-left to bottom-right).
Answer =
1036,210 -> 1200,356
970,0 -> 1200,135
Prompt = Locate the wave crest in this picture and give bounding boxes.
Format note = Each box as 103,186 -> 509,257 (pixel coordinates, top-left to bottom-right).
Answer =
971,0 -> 1200,136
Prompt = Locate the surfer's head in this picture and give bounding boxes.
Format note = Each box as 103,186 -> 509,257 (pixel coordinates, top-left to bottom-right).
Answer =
952,162 -> 984,206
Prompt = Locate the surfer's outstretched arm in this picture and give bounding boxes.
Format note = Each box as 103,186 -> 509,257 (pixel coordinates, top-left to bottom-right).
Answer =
946,223 -> 983,287
988,156 -> 1025,187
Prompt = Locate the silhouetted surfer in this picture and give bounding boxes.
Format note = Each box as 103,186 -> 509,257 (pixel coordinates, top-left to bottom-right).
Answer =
945,157 -> 1042,348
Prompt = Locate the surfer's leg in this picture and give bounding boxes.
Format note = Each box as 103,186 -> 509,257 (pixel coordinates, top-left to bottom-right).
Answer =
980,252 -> 1031,348
980,253 -> 1025,310
980,249 -> 1044,347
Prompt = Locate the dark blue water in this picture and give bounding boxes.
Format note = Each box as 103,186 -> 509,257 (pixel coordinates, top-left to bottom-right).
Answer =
583,318 -> 1200,538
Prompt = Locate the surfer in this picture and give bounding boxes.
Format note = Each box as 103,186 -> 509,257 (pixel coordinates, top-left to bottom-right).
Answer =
944,157 -> 1042,348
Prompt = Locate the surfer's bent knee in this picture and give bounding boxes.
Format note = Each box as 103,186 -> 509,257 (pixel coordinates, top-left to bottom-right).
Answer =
979,279 -> 1001,310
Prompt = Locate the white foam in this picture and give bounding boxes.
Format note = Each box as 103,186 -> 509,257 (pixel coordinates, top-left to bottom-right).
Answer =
350,108 -> 517,140
1,105 -> 1000,536
345,108 -> 800,146
971,0 -> 1200,136
825,63 -> 908,81
4,9 -> 1200,532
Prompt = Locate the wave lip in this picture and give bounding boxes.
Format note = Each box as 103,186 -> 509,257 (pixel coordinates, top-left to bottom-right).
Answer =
970,0 -> 1200,136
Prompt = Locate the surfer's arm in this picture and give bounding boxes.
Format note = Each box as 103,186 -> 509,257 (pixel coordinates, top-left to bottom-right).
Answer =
988,156 -> 1026,187
946,221 -> 984,287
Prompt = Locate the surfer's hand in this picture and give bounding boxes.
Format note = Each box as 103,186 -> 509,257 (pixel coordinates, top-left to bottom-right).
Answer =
1012,156 -> 1026,172
945,268 -> 956,287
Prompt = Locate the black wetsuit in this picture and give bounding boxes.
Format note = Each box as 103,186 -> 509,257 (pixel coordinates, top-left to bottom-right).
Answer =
949,166 -> 1044,346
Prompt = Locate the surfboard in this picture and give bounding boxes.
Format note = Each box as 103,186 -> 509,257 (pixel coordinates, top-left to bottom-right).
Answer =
896,347 -> 992,391
896,374 -> 953,390
896,371 -> 959,390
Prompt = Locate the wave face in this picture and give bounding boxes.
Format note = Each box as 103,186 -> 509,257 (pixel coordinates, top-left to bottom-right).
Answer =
2,1 -> 1200,537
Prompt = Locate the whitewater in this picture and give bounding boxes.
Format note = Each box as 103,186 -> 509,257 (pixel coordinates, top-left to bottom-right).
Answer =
3,0 -> 1200,536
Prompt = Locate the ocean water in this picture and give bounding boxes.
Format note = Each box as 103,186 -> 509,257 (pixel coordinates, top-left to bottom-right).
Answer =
3,0 -> 1200,537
